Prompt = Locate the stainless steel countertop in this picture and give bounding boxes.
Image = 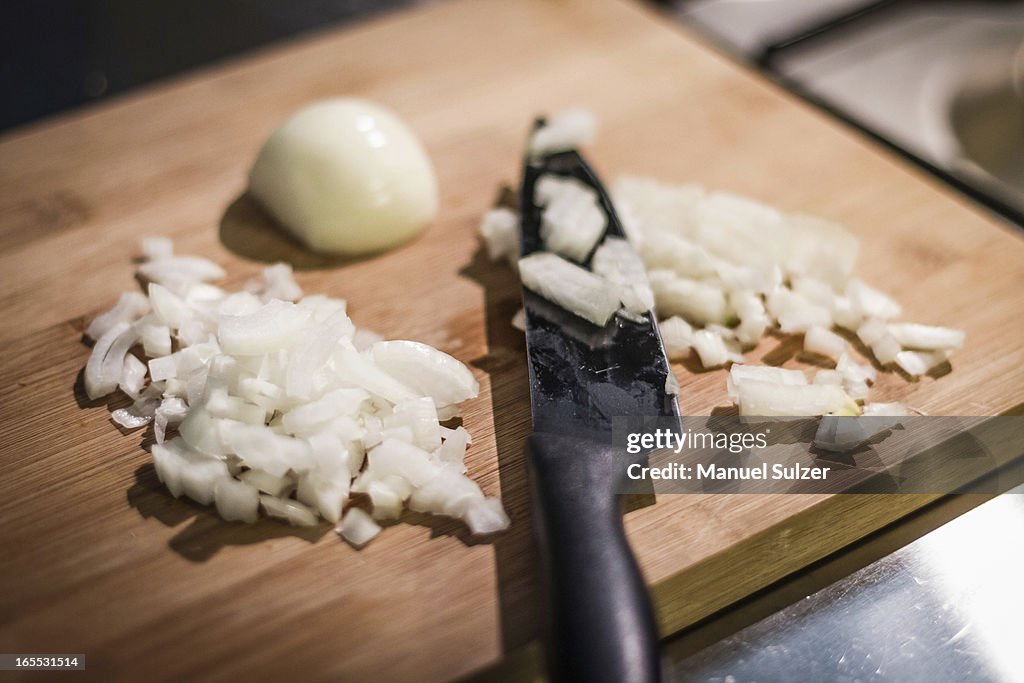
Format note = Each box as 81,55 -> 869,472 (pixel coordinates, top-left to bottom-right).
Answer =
666,480 -> 1024,682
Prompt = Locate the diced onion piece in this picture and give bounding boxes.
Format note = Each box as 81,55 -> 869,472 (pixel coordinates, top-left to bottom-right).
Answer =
84,322 -> 138,399
87,292 -> 150,340
352,328 -> 383,352
639,231 -> 717,279
863,402 -> 910,416
728,364 -> 806,402
857,318 -> 888,346
111,406 -> 153,430
658,316 -> 694,360
333,345 -> 419,405
517,252 -> 620,327
296,471 -> 349,524
479,208 -> 519,264
871,335 -> 902,365
837,352 -> 877,385
148,283 -> 190,329
154,396 -> 187,444
372,340 -> 479,407
735,381 -> 860,416
239,469 -> 295,497
138,256 -> 226,295
118,353 -> 148,399
804,325 -> 846,361
895,349 -> 951,376
214,478 -> 260,523
338,507 -> 382,548
409,465 -> 485,517
383,396 -> 442,452
814,413 -> 903,452
847,279 -> 901,320
768,287 -> 831,333
246,263 -> 303,303
536,176 -> 605,262
729,290 -> 769,348
649,271 -> 730,326
463,497 -> 511,535
438,426 -> 471,471
813,369 -> 843,386
219,300 -> 311,356
592,237 -> 654,316
511,308 -> 526,332
887,323 -> 965,351
285,310 -> 355,399
692,329 -> 731,369
260,495 -> 318,527
368,439 -> 438,487
224,423 -> 312,477
282,388 -> 369,437
141,323 -> 172,357
528,107 -> 597,156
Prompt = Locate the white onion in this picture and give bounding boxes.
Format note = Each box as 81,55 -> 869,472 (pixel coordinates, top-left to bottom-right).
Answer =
249,99 -> 438,256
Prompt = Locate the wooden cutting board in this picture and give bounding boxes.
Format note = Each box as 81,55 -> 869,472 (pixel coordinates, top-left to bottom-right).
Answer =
1,0 -> 1023,680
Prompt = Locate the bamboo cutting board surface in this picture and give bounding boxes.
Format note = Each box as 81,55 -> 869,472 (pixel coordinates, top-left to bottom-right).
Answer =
2,0 -> 1023,680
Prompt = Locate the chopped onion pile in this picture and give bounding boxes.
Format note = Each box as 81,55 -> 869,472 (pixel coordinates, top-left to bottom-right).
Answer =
84,240 -> 508,546
481,112 -> 965,416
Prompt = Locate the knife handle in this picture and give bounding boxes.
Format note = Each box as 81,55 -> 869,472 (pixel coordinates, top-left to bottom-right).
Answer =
526,432 -> 661,683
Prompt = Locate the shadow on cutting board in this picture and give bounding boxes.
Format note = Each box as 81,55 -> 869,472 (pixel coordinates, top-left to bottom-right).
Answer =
218,192 -> 375,271
127,463 -> 332,561
458,241 -> 546,655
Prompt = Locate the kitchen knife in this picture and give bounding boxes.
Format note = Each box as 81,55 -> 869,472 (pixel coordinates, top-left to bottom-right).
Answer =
518,142 -> 681,683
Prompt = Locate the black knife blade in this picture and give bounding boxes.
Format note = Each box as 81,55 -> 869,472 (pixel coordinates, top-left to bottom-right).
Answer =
519,143 -> 679,683
519,151 -> 680,439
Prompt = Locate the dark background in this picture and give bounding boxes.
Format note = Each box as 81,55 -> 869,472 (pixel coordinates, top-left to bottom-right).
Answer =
0,0 -> 420,133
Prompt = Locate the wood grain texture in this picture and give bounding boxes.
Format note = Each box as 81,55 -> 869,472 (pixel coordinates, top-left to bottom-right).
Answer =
1,0 -> 1023,680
